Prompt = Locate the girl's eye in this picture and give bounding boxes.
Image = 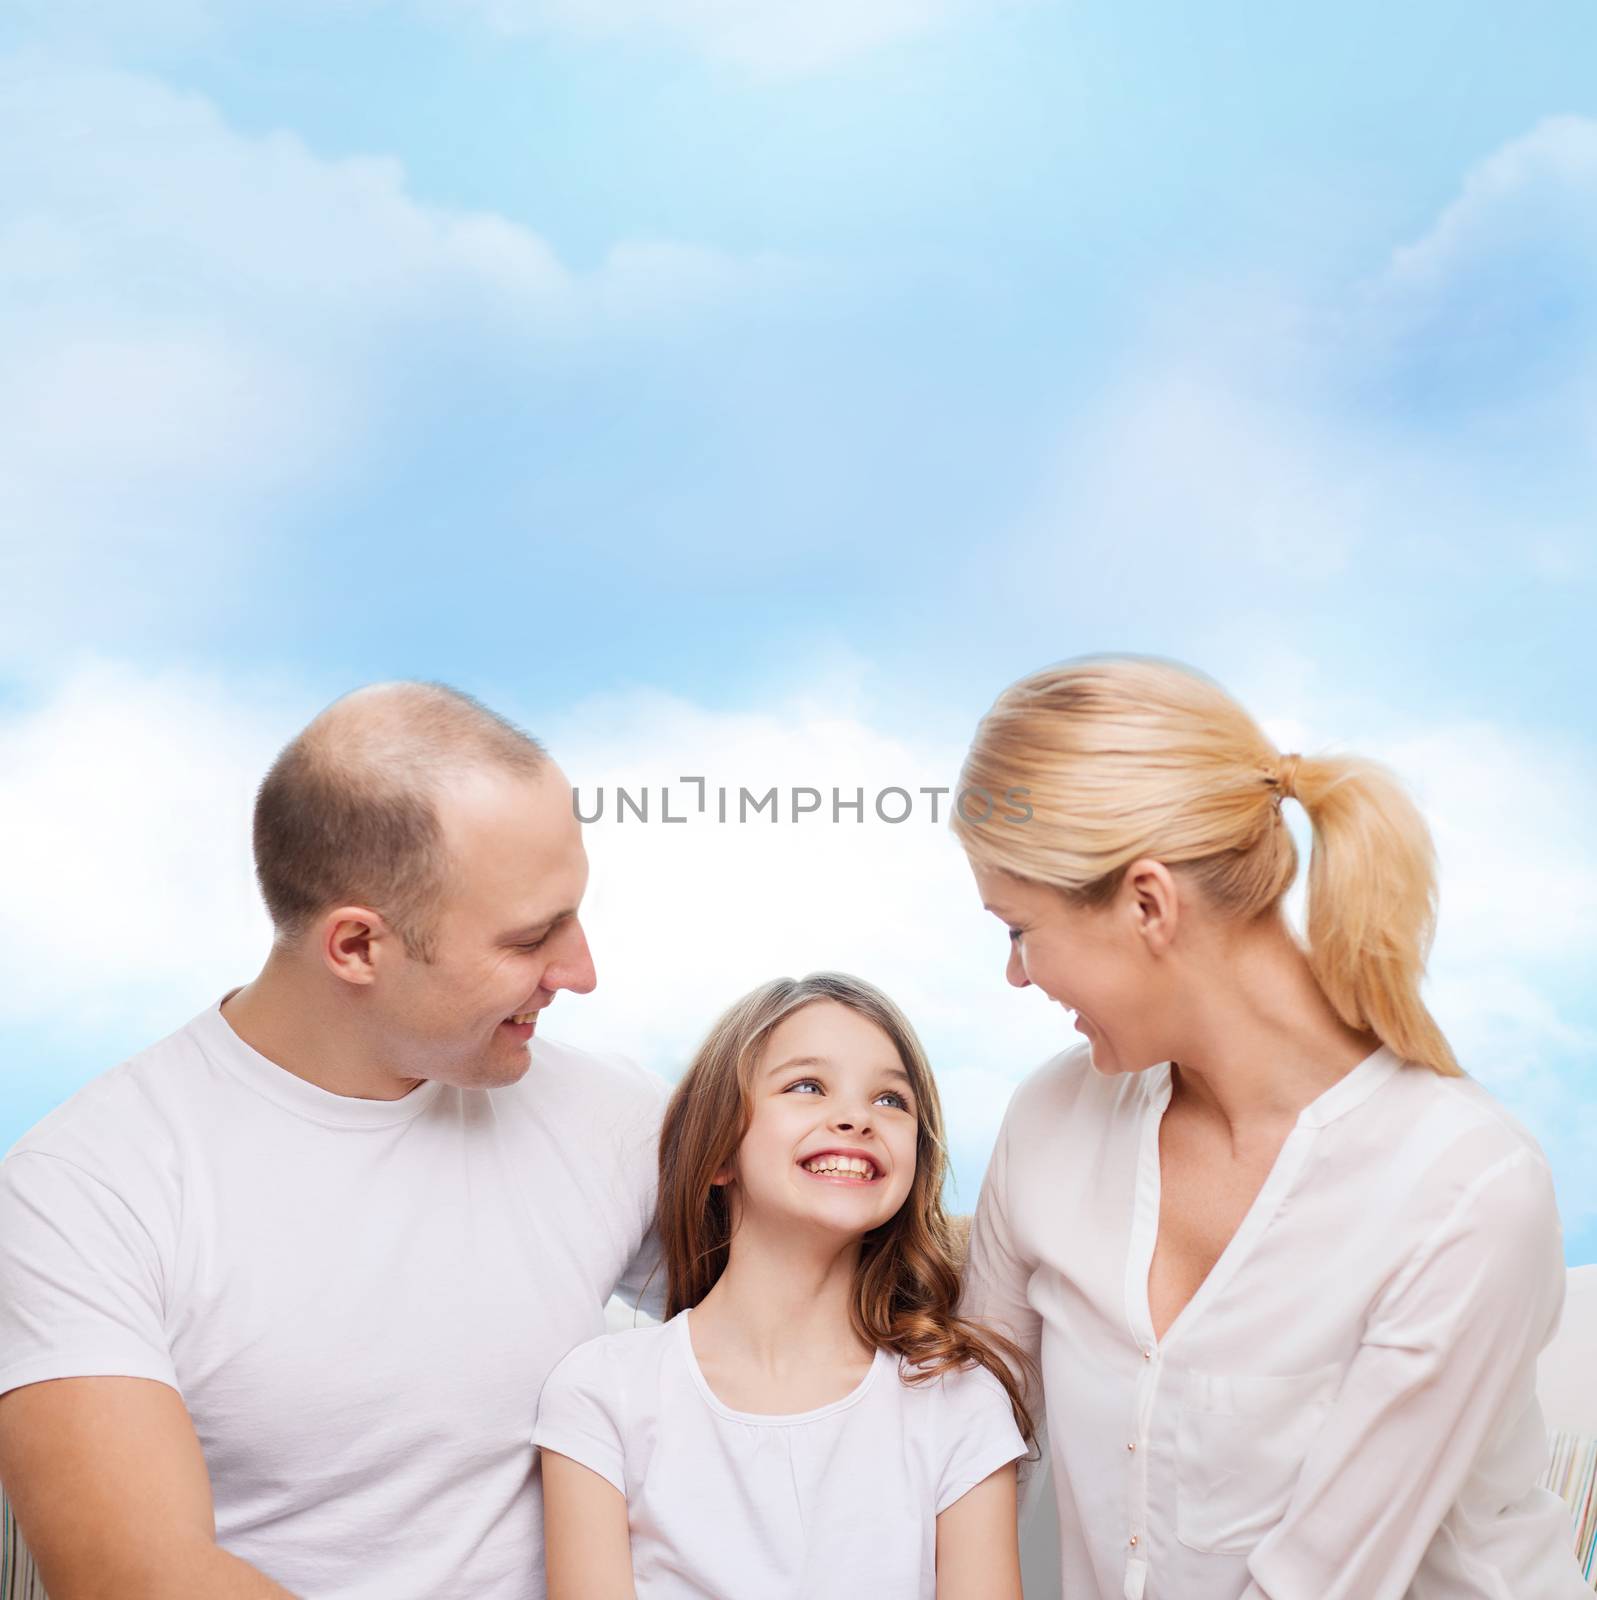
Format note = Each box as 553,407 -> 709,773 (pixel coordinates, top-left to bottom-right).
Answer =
783,1080 -> 909,1112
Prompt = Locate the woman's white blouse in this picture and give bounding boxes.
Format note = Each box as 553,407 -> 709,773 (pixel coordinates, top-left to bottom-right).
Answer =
960,1041 -> 1588,1600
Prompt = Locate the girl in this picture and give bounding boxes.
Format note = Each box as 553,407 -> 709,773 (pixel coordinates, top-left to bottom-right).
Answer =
953,653 -> 1588,1600
533,972 -> 1034,1599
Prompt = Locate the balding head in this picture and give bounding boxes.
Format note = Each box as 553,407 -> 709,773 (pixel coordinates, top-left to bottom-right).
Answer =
253,681 -> 548,961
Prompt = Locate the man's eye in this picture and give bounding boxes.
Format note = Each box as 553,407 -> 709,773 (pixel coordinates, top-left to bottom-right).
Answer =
517,938 -> 548,952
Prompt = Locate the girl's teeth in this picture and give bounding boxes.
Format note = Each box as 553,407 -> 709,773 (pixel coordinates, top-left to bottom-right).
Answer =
803,1156 -> 875,1178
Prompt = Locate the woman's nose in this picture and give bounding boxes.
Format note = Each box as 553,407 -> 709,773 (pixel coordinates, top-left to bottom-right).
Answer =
1006,942 -> 1031,989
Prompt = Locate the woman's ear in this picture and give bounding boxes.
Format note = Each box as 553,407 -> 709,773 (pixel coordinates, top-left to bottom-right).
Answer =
710,1163 -> 735,1187
1123,857 -> 1179,954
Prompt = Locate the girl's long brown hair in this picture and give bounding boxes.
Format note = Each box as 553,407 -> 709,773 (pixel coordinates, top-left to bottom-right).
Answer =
656,972 -> 1037,1446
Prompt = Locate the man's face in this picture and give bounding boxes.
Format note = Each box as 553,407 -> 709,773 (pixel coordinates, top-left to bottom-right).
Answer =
379,763 -> 596,1088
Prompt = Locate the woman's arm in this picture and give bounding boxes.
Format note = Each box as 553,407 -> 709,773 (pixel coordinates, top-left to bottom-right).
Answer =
1241,1148 -> 1580,1600
957,1115 -> 1044,1415
935,1464 -> 1023,1600
540,1450 -> 637,1600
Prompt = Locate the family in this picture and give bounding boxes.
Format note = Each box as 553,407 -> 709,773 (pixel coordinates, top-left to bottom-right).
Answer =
0,656 -> 1586,1599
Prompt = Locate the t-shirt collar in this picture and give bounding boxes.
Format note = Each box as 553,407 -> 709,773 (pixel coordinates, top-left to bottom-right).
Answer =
194,988 -> 448,1129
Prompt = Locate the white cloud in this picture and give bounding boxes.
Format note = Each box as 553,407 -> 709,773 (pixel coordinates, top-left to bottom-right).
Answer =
1040,361 -> 1365,583
1367,115 -> 1597,444
1386,115 -> 1597,300
0,56 -> 793,668
0,58 -> 779,337
0,659 -> 285,1041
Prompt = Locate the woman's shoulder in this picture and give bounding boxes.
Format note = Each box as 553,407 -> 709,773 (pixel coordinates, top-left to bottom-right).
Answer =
1380,1057 -> 1556,1185
1360,1057 -> 1563,1258
999,1039 -> 1144,1144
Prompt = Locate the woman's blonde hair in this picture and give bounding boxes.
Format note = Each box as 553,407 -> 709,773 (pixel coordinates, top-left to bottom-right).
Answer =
952,654 -> 1459,1077
657,972 -> 1037,1443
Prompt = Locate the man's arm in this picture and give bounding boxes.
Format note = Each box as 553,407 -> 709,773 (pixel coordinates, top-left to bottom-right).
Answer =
0,1377 -> 299,1600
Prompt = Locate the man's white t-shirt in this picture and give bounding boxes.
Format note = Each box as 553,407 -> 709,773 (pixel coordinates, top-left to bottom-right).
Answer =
0,992 -> 667,1600
532,1308 -> 1028,1598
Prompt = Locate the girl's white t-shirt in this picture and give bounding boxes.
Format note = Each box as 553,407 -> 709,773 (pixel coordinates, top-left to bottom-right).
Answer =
532,1308 -> 1028,1598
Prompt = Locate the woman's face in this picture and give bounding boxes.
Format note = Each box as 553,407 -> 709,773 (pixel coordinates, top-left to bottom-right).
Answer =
721,1000 -> 919,1240
969,858 -> 1167,1076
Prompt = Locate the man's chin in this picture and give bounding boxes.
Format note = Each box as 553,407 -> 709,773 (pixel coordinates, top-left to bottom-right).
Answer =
478,1050 -> 535,1089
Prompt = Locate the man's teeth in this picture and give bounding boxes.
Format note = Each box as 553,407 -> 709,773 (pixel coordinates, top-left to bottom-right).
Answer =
506,1012 -> 538,1025
802,1155 -> 877,1178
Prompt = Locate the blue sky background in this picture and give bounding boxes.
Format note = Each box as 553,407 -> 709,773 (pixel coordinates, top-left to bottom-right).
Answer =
1,1 -> 1593,1260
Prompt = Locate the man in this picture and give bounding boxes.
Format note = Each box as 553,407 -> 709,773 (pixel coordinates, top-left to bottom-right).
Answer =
0,682 -> 666,1599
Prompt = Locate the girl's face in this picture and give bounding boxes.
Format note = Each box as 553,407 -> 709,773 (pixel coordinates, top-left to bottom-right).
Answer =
722,1000 -> 919,1239
969,858 -> 1166,1077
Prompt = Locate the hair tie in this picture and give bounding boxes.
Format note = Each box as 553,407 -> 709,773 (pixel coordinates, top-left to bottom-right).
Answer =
1274,752 -> 1302,802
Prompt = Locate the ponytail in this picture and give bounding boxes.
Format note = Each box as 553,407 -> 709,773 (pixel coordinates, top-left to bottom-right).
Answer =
1289,754 -> 1460,1077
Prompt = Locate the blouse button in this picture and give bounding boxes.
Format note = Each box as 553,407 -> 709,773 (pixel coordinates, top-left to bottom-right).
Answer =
1129,1534 -> 1139,1548
1142,1349 -> 1152,1361
1127,1441 -> 1136,1451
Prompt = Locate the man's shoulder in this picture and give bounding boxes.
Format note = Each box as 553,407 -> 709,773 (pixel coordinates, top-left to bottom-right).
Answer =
5,1008 -> 217,1172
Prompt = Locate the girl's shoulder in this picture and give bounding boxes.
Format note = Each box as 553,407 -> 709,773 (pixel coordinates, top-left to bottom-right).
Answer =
890,1354 -> 1030,1502
892,1352 -> 1017,1416
541,1315 -> 677,1401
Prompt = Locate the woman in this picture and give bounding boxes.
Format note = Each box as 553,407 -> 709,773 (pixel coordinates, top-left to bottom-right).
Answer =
953,655 -> 1587,1600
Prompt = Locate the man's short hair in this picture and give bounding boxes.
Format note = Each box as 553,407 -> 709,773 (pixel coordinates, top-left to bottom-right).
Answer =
252,681 -> 547,963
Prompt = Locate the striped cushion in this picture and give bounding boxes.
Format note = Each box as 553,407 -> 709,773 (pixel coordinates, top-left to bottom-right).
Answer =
1542,1427 -> 1597,1587
1,1491 -> 46,1600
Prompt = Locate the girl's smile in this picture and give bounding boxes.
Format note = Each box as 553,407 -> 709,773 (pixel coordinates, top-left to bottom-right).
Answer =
797,1147 -> 884,1183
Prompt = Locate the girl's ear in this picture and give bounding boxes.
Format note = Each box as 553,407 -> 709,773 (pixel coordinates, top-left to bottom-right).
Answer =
710,1163 -> 735,1187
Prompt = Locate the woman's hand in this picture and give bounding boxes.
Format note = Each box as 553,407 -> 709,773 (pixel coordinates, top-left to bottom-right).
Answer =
541,1450 -> 637,1600
935,1462 -> 1024,1600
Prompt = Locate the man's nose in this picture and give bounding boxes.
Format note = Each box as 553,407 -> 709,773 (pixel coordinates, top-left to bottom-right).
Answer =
544,922 -> 597,995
